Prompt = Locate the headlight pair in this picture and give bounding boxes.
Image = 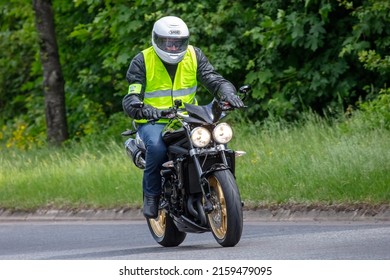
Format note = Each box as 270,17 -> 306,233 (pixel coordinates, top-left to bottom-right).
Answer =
190,123 -> 233,148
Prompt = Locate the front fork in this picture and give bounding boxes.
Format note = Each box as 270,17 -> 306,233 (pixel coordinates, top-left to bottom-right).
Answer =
189,145 -> 230,214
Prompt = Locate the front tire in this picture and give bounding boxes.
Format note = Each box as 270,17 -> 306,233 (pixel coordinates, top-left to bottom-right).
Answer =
207,170 -> 243,247
146,210 -> 186,247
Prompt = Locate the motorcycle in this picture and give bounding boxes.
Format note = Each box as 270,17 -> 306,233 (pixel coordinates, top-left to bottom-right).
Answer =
122,85 -> 251,247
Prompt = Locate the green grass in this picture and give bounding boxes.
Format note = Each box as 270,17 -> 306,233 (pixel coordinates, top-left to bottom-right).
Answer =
0,142 -> 144,210
233,116 -> 390,207
0,114 -> 389,211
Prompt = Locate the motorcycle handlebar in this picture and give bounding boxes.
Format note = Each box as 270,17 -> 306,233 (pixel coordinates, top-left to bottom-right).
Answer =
146,109 -> 176,123
160,109 -> 175,117
144,102 -> 245,122
131,95 -> 247,122
219,101 -> 247,111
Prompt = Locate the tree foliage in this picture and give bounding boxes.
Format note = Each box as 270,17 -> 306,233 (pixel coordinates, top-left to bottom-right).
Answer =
0,0 -> 389,149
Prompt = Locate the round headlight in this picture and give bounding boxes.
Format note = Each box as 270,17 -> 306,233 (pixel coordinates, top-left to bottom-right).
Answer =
213,123 -> 233,144
190,127 -> 211,148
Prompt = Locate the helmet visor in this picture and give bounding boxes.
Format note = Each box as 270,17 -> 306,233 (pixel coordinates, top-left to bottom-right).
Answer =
153,33 -> 189,54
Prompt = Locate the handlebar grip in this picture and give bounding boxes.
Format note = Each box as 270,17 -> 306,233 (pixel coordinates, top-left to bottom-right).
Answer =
220,101 -> 247,111
160,109 -> 176,118
160,110 -> 170,117
146,109 -> 176,124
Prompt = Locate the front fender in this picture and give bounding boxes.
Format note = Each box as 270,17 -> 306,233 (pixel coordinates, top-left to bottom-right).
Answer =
201,163 -> 232,180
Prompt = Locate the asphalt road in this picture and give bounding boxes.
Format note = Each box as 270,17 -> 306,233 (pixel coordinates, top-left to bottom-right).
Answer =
0,220 -> 389,260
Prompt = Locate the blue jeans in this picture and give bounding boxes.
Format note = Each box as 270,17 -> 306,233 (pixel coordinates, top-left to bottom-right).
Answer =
137,123 -> 167,196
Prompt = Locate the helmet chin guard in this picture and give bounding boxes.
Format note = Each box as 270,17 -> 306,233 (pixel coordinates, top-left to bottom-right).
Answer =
152,16 -> 189,64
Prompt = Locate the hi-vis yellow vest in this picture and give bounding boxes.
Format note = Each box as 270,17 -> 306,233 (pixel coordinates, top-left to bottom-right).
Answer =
132,45 -> 198,124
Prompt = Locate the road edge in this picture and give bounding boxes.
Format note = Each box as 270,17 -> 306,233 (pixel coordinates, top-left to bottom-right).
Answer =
0,207 -> 389,222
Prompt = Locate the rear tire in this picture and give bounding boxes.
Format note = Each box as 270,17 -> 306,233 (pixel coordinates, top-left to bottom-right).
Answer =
207,170 -> 243,247
146,210 -> 186,247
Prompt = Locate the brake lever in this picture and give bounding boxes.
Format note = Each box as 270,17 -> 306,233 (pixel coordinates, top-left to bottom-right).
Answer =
220,102 -> 247,111
220,102 -> 233,111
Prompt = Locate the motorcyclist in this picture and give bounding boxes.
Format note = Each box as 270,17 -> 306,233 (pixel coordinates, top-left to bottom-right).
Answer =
122,16 -> 244,219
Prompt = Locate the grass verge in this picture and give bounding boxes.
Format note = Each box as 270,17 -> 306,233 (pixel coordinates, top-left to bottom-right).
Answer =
0,113 -> 389,211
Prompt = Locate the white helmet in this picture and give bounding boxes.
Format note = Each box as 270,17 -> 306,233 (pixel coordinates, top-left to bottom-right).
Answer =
152,16 -> 189,64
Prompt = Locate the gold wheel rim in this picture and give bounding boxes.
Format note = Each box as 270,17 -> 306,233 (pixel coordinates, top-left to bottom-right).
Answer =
207,176 -> 227,239
149,210 -> 166,238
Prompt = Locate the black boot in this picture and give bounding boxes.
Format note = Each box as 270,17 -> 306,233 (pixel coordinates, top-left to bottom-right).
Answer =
143,195 -> 159,219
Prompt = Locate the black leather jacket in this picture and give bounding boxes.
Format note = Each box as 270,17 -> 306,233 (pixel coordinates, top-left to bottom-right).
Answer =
122,46 -> 237,119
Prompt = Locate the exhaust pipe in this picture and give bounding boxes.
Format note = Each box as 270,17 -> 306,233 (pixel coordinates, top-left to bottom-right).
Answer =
124,138 -> 146,169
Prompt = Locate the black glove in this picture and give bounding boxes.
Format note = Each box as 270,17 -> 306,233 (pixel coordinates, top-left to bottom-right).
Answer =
141,105 -> 161,120
221,94 -> 245,108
